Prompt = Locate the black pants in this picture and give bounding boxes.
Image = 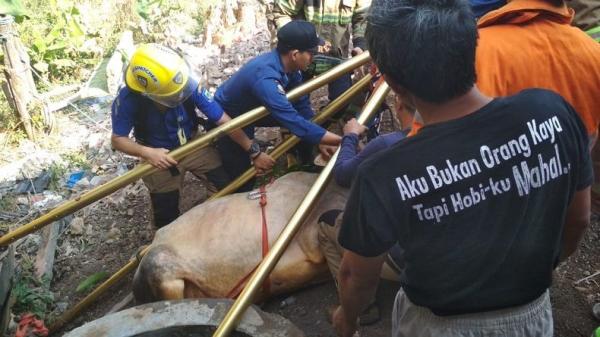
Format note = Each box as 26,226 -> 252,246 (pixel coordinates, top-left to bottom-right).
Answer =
150,166 -> 230,227
215,136 -> 255,192
216,126 -> 314,192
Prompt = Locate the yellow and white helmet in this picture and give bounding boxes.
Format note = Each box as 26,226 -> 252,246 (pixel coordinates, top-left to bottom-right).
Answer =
125,43 -> 198,108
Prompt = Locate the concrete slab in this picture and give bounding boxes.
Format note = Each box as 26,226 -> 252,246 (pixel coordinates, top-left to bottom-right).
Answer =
63,298 -> 304,337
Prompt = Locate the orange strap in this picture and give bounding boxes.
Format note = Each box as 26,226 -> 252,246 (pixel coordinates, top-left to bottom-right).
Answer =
226,184 -> 271,299
259,184 -> 271,294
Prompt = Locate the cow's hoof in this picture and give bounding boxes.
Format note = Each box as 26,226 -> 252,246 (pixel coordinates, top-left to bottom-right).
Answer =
62,298 -> 304,337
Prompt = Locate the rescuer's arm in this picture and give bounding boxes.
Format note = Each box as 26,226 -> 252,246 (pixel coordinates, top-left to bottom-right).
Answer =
560,186 -> 590,262
333,251 -> 385,337
111,135 -> 177,170
194,87 -> 275,172
214,113 -> 275,172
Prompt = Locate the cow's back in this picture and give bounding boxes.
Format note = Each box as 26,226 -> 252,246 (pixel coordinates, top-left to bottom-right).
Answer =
134,172 -> 348,302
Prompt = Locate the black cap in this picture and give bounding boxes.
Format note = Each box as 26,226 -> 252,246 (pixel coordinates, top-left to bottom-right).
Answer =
277,20 -> 325,52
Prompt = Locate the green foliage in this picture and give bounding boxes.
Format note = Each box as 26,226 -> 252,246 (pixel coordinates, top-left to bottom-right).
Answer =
0,0 -> 28,21
132,0 -> 218,43
18,0 -> 99,83
46,152 -> 90,191
76,271 -> 108,293
0,193 -> 17,212
0,194 -> 17,233
135,0 -> 162,20
12,258 -> 54,319
63,151 -> 90,171
0,115 -> 27,144
47,161 -> 67,191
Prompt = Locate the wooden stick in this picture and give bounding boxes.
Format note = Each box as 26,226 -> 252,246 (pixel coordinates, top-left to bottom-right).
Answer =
34,220 -> 61,280
574,270 -> 600,285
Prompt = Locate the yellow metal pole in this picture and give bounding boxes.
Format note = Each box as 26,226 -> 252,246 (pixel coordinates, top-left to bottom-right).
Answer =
48,245 -> 150,333
212,81 -> 391,337
0,52 -> 372,247
209,73 -> 373,199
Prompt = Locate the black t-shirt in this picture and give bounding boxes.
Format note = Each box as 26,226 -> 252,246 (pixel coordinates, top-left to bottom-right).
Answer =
339,89 -> 593,316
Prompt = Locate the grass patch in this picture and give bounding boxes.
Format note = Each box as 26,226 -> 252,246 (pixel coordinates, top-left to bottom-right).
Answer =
47,162 -> 68,192
12,257 -> 54,320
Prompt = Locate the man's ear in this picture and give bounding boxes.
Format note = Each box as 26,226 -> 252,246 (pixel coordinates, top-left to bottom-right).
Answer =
290,49 -> 300,61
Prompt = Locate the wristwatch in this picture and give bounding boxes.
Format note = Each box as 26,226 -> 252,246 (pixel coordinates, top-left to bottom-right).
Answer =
247,141 -> 261,159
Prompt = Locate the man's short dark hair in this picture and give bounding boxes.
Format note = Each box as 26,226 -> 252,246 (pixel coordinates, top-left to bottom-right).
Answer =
276,43 -> 293,54
366,0 -> 478,103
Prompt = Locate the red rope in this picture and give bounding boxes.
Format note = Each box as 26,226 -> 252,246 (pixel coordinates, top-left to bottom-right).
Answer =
226,182 -> 272,299
259,184 -> 270,295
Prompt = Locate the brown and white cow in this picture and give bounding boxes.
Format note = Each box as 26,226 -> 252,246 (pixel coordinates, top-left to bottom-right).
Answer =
132,171 -> 349,303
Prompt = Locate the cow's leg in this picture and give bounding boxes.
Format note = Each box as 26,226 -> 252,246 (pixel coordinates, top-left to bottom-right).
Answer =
158,279 -> 185,300
133,245 -> 187,303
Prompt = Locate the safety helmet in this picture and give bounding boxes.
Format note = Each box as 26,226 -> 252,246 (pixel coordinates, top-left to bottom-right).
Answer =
125,43 -> 198,108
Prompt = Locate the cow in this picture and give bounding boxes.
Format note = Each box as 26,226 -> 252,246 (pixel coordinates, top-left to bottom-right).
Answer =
132,171 -> 349,303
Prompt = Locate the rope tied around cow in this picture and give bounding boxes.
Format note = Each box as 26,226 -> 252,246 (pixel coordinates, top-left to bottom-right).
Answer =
226,179 -> 275,299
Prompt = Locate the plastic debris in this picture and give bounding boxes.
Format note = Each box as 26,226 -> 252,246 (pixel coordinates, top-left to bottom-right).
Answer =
14,171 -> 52,194
66,171 -> 85,188
32,192 -> 63,209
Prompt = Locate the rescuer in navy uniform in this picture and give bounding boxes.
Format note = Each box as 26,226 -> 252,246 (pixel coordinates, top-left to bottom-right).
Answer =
111,44 -> 275,227
214,20 -> 343,191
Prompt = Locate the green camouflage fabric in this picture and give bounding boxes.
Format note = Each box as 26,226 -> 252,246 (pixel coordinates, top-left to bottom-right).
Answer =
587,25 -> 600,42
272,0 -> 370,58
305,54 -> 343,76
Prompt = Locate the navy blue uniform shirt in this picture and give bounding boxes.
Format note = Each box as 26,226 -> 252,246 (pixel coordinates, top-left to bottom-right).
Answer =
214,50 -> 326,144
111,86 -> 224,150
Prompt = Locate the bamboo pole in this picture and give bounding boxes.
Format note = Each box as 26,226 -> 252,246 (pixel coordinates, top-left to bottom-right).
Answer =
212,81 -> 391,337
209,73 -> 373,199
0,52 -> 372,247
45,62 -> 373,333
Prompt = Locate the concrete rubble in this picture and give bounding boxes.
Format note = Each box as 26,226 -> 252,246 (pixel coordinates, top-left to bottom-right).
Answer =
63,298 -> 305,337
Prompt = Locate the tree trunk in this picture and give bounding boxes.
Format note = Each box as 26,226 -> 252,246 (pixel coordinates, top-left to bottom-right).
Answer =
0,15 -> 38,140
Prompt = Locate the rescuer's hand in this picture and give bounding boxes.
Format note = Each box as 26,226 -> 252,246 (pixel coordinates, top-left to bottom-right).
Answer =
141,147 -> 178,170
252,152 -> 276,175
319,144 -> 338,161
343,118 -> 367,136
351,47 -> 364,56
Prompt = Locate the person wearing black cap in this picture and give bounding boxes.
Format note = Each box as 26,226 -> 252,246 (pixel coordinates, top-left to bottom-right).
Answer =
271,0 -> 370,102
213,20 -> 342,192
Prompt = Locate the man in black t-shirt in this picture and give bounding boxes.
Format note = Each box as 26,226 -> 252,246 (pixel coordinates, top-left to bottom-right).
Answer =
331,1 -> 592,337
